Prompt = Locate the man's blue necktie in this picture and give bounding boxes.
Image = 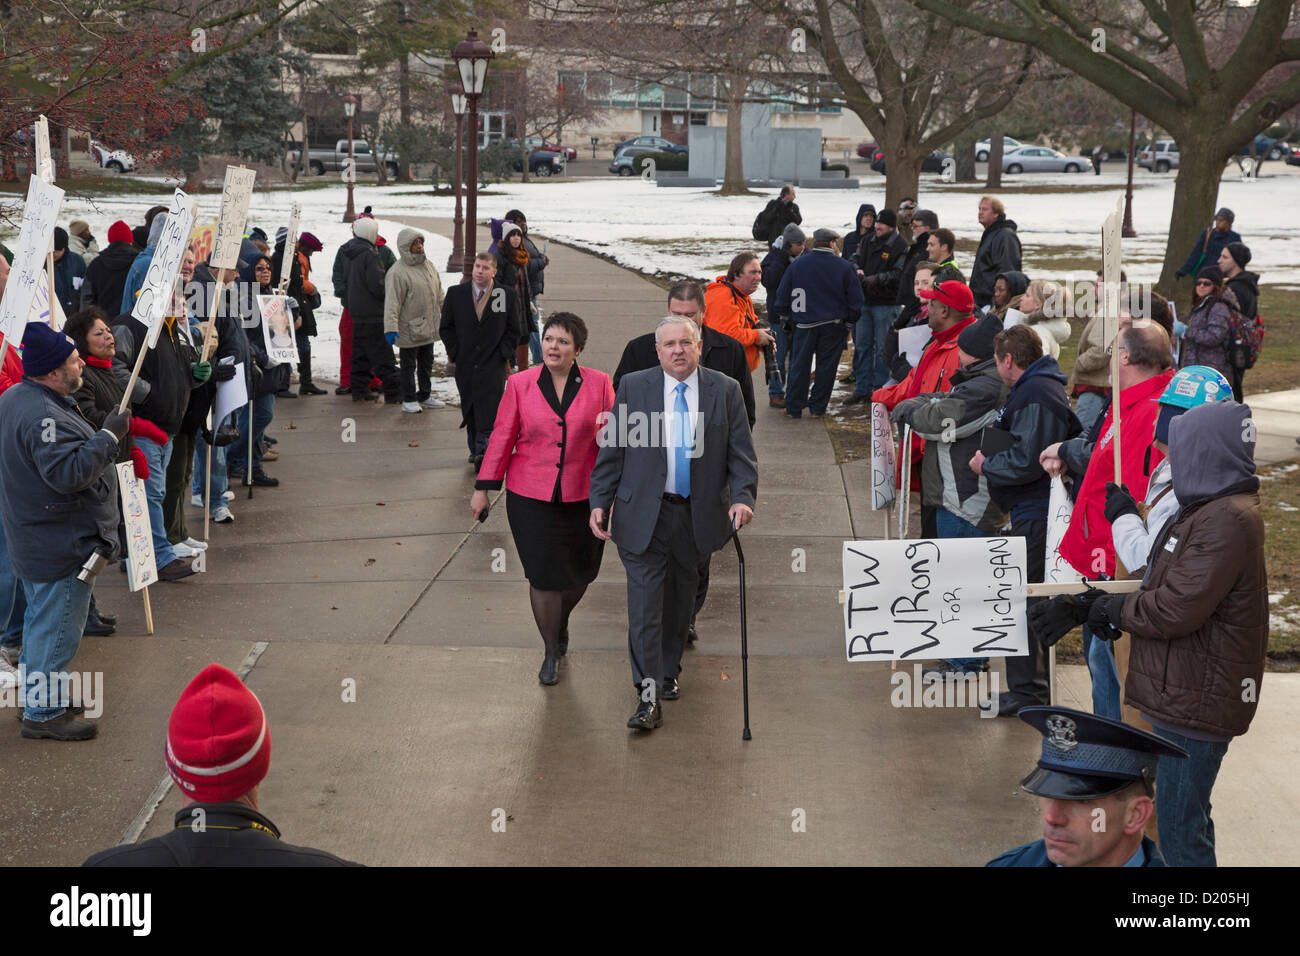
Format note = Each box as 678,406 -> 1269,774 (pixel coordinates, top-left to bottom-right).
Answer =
673,381 -> 690,498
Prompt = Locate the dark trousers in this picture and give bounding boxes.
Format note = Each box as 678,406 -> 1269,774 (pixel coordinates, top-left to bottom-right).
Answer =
618,497 -> 701,696
692,553 -> 711,622
1007,515 -> 1050,705
350,322 -> 398,399
164,429 -> 197,543
399,343 -> 434,403
1230,365 -> 1244,403
297,337 -> 314,385
787,322 -> 847,416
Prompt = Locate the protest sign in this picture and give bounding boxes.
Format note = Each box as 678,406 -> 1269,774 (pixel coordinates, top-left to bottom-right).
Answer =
1044,477 -> 1081,584
27,271 -> 67,330
842,537 -> 1028,662
1100,196 -> 1123,348
275,202 -> 301,292
870,403 -> 896,511
0,176 -> 64,346
258,295 -> 298,364
34,115 -> 54,183
897,424 -> 913,539
116,462 -> 158,592
131,189 -> 198,346
210,167 -> 257,271
897,324 -> 930,368
213,359 -> 247,426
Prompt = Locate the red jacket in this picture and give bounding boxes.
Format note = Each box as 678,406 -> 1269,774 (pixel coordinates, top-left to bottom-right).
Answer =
477,365 -> 615,503
1059,370 -> 1174,577
0,334 -> 22,394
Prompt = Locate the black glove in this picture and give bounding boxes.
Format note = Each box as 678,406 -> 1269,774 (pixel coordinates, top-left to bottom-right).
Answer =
213,362 -> 236,382
1027,593 -> 1096,647
1086,593 -> 1127,642
1104,481 -> 1140,524
102,408 -> 132,442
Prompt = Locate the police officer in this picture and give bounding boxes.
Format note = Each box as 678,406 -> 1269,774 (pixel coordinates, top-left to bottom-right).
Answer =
988,706 -> 1187,867
84,663 -> 361,866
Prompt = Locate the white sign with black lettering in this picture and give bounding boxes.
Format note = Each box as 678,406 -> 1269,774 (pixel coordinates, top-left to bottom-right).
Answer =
1044,477 -> 1081,584
0,176 -> 64,344
870,402 -> 896,510
275,202 -> 301,292
843,537 -> 1028,661
210,166 -> 257,271
116,462 -> 158,591
131,189 -> 198,346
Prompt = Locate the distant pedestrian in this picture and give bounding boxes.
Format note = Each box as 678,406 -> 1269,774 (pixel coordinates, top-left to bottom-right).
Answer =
1178,266 -> 1239,385
971,196 -> 1022,311
841,204 -> 876,263
760,223 -> 805,408
1090,146 -> 1103,175
753,185 -> 802,247
385,228 -> 445,414
340,217 -> 399,404
1217,241 -> 1258,401
67,220 -> 99,265
50,228 -> 86,318
1176,208 -> 1239,282
81,220 -> 138,316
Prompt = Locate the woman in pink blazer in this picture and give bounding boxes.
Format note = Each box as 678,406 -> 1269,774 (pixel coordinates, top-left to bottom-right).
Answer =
470,313 -> 615,686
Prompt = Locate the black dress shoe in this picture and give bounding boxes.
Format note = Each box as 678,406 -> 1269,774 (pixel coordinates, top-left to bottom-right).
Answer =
661,678 -> 680,700
334,386 -> 350,395
83,620 -> 116,637
250,470 -> 280,487
300,382 -> 327,396
95,610 -> 118,627
557,627 -> 569,657
842,393 -> 869,406
627,698 -> 663,731
276,389 -> 298,399
264,436 -> 278,446
996,695 -> 1027,718
686,624 -> 697,644
538,656 -> 559,685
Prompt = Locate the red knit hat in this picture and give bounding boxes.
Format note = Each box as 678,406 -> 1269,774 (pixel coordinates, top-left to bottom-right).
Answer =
107,220 -> 133,245
165,664 -> 271,803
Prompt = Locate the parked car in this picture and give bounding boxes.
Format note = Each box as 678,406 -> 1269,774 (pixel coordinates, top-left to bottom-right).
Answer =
510,136 -> 578,161
1138,139 -> 1179,172
287,140 -> 400,178
612,135 -> 686,157
90,140 -> 136,173
975,136 -> 1021,162
1287,145 -> 1300,167
856,141 -> 879,159
609,144 -> 687,175
1001,146 -> 1086,174
512,149 -> 566,177
869,149 -> 951,174
1234,134 -> 1284,161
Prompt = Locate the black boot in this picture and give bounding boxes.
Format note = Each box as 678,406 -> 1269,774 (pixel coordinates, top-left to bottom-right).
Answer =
299,358 -> 326,395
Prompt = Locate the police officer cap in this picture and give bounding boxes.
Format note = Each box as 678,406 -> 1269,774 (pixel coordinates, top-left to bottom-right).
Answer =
1017,706 -> 1187,800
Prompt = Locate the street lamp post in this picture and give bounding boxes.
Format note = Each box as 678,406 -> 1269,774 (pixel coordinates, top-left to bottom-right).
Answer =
342,94 -> 359,224
447,83 -> 467,273
453,29 -> 494,281
1122,109 -> 1137,239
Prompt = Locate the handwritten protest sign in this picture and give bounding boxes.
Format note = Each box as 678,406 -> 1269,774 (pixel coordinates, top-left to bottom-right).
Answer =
843,537 -> 1028,661
116,462 -> 158,591
212,359 -> 247,427
870,403 -> 896,510
132,189 -> 197,346
275,202 -> 301,292
27,271 -> 67,329
1101,196 -> 1123,347
0,177 -> 64,345
210,167 -> 257,271
34,116 -> 54,183
1044,477 -> 1081,584
258,294 -> 298,364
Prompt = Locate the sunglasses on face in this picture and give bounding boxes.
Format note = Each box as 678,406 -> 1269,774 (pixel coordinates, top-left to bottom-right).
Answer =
1195,280 -> 1214,287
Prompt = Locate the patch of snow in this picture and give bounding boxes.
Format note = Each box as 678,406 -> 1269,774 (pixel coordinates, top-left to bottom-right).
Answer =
1278,502 -> 1299,512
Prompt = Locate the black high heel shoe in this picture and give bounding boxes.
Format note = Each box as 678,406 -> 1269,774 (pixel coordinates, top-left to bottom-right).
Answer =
538,656 -> 559,685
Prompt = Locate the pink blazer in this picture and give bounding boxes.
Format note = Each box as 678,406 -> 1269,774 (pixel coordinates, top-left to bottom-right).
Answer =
477,365 -> 615,502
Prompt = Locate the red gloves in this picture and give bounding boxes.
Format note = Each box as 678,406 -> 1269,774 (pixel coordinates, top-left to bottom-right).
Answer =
130,445 -> 150,480
129,416 -> 168,446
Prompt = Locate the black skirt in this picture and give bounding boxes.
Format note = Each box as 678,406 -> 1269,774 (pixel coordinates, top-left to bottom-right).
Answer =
506,490 -> 604,591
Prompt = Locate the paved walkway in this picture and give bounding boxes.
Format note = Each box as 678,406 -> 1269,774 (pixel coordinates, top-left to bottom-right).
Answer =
0,218 -> 1294,866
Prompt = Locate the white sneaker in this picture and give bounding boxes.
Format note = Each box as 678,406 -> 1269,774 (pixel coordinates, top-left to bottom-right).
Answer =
401,401 -> 422,414
183,537 -> 208,552
172,542 -> 199,558
0,645 -> 19,667
420,396 -> 445,409
212,505 -> 234,524
0,657 -> 18,689
190,493 -> 204,508
222,490 -> 235,501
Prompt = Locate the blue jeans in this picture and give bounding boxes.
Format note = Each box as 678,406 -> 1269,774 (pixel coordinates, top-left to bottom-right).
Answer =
139,438 -> 178,569
769,322 -> 790,397
228,395 -> 275,474
529,296 -> 542,364
1085,624 -> 1122,718
20,575 -> 92,722
936,508 -> 989,672
786,323 -> 847,417
0,519 -> 23,649
855,304 -> 899,396
192,417 -> 230,516
1074,391 -> 1108,435
1152,725 -> 1230,867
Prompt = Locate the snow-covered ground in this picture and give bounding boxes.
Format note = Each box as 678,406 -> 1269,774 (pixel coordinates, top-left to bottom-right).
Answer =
9,164 -> 1296,381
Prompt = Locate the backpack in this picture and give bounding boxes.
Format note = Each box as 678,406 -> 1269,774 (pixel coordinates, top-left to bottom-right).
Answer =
1226,308 -> 1264,369
752,203 -> 774,242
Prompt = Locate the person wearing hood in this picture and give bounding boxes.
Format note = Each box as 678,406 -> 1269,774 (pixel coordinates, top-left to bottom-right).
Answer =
67,220 -> 99,265
1216,241 -> 1258,402
971,196 -> 1022,310
1175,207 -> 1240,281
340,217 -> 399,404
82,220 -> 143,317
490,211 -> 549,363
967,324 -> 1081,710
1016,279 -> 1071,360
332,208 -> 394,396
1070,400 -> 1267,866
760,223 -> 805,408
118,213 -> 169,311
385,228 -> 445,413
1178,266 -> 1239,385
51,227 -> 87,318
991,270 -> 1029,323
495,221 -> 536,371
271,230 -> 326,396
845,207 -> 909,404
841,204 -> 876,263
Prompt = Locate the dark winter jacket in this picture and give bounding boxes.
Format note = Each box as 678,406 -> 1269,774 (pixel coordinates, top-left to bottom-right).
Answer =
496,249 -> 535,347
341,237 -> 386,323
111,312 -> 201,436
73,361 -> 133,465
81,240 -> 139,317
1180,287 -> 1240,381
981,355 -> 1081,519
773,247 -> 865,328
613,324 -> 756,429
895,231 -> 931,310
439,280 -> 520,432
1177,226 -> 1241,279
1226,269 -> 1259,321
757,197 -> 802,246
488,220 -> 547,296
971,216 -> 1022,308
760,245 -> 796,313
241,282 -> 294,398
271,240 -> 318,338
333,237 -> 394,303
855,227 -> 909,305
1122,401 -> 1268,740
841,203 -> 876,263
993,270 -> 1030,319
53,249 -> 87,317
891,357 -> 1008,531
0,380 -> 120,582
988,835 -> 1165,867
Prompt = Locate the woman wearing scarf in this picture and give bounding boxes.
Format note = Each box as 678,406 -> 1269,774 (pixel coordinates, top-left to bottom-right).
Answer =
495,222 -> 535,370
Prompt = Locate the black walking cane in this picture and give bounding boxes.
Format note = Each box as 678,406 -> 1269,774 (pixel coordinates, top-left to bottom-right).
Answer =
732,529 -> 751,741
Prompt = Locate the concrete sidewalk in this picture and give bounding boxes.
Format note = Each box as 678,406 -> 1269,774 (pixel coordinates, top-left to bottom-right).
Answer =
1,218 -> 1294,866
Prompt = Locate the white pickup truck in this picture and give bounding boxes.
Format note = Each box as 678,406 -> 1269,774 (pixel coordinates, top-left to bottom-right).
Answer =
287,140 -> 399,178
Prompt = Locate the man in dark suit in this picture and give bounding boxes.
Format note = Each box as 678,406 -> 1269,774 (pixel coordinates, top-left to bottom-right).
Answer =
613,280 -> 756,648
439,253 -> 520,466
590,316 -> 759,731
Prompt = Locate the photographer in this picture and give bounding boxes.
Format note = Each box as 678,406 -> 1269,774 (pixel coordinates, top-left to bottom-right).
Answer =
0,323 -> 129,741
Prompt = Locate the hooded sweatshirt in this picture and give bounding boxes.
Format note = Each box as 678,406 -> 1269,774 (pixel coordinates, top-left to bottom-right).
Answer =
842,203 -> 877,262
993,270 -> 1029,322
1225,269 -> 1259,320
82,240 -> 140,316
118,215 -> 168,312
384,229 -> 444,347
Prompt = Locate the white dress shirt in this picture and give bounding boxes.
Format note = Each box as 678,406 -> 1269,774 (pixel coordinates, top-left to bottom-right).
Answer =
662,368 -> 699,495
